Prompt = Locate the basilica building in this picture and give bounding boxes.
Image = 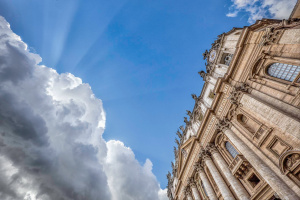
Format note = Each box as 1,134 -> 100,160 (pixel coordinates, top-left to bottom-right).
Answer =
167,1 -> 300,200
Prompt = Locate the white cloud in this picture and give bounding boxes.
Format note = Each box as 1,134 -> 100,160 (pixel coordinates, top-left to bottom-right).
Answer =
0,16 -> 167,200
227,0 -> 297,23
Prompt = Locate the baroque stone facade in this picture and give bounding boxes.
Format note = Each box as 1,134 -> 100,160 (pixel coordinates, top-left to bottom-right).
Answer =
167,3 -> 300,200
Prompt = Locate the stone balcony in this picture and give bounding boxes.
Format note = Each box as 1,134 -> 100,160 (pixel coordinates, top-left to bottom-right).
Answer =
228,155 -> 251,179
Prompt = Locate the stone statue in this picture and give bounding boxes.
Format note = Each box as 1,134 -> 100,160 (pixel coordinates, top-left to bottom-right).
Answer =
202,49 -> 209,60
186,110 -> 192,118
176,130 -> 183,140
167,171 -> 171,182
175,138 -> 180,146
198,70 -> 210,81
205,62 -> 212,73
199,70 -> 206,79
173,146 -> 178,157
179,126 -> 185,133
184,117 -> 188,124
191,94 -> 197,101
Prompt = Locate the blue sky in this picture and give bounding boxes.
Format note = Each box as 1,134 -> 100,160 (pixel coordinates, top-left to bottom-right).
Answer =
0,0 -> 283,189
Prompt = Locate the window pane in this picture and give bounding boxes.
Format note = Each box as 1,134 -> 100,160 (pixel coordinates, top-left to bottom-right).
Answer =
267,63 -> 300,82
225,142 -> 239,158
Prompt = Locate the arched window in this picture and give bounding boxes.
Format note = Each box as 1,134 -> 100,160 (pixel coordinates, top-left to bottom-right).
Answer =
267,63 -> 300,82
225,142 -> 239,158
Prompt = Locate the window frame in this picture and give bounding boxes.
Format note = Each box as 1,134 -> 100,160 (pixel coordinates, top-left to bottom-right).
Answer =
266,63 -> 300,82
263,61 -> 300,85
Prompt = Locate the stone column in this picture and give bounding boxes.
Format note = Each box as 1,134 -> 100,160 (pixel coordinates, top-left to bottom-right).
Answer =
187,177 -> 201,200
207,144 -> 250,200
216,118 -> 299,200
195,162 -> 218,200
183,186 -> 193,200
200,150 -> 235,200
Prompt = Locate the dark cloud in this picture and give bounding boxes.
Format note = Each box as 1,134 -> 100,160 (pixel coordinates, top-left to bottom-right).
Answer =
0,16 -> 167,200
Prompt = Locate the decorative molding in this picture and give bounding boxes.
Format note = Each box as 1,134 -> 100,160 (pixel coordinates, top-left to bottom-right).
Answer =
201,115 -> 216,145
194,161 -> 204,172
198,148 -> 211,161
227,83 -> 251,120
228,155 -> 252,179
187,177 -> 196,188
207,143 -> 219,155
215,117 -> 231,132
266,136 -> 292,158
228,83 -> 251,106
279,150 -> 300,175
260,27 -> 283,46
183,186 -> 192,196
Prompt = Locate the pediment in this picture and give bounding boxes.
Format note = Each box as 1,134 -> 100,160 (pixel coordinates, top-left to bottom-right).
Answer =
178,137 -> 196,176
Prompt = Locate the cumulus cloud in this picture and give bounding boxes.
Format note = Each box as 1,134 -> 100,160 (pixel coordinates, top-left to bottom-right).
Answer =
227,0 -> 297,23
0,16 -> 166,200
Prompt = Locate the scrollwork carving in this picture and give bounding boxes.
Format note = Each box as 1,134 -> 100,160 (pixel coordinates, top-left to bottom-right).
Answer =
216,117 -> 231,132
198,148 -> 211,161
187,177 -> 196,188
183,186 -> 192,196
228,83 -> 250,106
260,27 -> 282,46
194,161 -> 204,172
207,143 -> 219,155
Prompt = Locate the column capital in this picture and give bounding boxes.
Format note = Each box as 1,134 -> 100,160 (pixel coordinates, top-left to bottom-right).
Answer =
206,143 -> 219,155
194,161 -> 204,172
183,186 -> 192,196
199,148 -> 211,161
228,83 -> 250,105
216,117 -> 231,132
187,177 -> 196,188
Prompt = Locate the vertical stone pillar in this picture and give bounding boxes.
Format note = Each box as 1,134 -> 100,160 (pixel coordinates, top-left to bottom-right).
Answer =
183,186 -> 193,200
187,177 -> 201,200
195,162 -> 218,200
207,144 -> 250,200
216,118 -> 299,200
200,150 -> 235,200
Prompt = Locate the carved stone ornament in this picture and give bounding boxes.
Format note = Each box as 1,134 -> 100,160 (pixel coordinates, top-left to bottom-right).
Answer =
184,117 -> 189,124
180,125 -> 185,133
182,149 -> 188,158
198,148 -> 211,161
207,143 -> 219,155
216,117 -> 231,132
260,27 -> 282,46
173,146 -> 178,159
205,62 -> 213,73
175,138 -> 180,146
203,49 -> 209,60
176,130 -> 183,140
279,150 -> 300,175
167,171 -> 172,183
228,83 -> 250,106
194,161 -> 204,172
187,177 -> 196,187
191,94 -> 198,101
171,161 -> 177,177
211,35 -> 222,50
260,19 -> 300,46
186,110 -> 192,118
198,70 -> 210,81
183,186 -> 192,196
